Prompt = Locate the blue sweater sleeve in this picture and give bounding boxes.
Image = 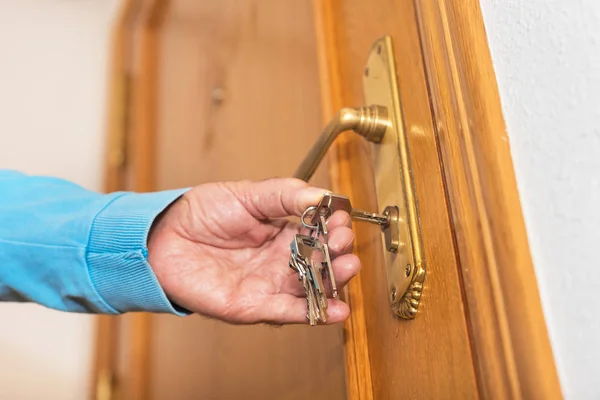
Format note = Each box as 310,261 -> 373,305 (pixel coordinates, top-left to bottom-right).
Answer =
0,169 -> 189,315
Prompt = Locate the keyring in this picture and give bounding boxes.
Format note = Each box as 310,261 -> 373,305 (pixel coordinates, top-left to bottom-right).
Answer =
301,206 -> 319,230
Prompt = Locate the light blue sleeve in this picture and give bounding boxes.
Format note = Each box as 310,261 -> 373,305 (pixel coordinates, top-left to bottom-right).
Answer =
0,169 -> 190,315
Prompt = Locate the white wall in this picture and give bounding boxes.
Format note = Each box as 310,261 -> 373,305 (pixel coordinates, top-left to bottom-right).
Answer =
0,1 -> 119,399
480,1 -> 600,398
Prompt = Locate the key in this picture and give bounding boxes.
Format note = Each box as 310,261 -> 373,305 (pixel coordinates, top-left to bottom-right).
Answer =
309,275 -> 323,324
300,205 -> 337,301
304,268 -> 318,325
318,214 -> 337,298
290,234 -> 323,264
304,260 -> 322,325
304,245 -> 328,324
308,193 -> 390,227
291,193 -> 397,326
289,237 -> 317,324
302,194 -> 388,300
289,239 -> 307,278
291,254 -> 317,325
304,241 -> 328,324
288,254 -> 305,280
289,234 -> 328,325
309,259 -> 327,306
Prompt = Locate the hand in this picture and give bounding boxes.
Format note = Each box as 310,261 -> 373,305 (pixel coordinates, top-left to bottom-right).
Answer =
147,178 -> 360,325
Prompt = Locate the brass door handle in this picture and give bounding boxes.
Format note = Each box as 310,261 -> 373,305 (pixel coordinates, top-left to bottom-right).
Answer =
293,106 -> 401,254
292,36 -> 427,320
293,105 -> 388,182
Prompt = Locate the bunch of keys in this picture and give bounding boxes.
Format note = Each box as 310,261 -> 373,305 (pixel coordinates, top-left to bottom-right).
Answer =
289,234 -> 330,325
289,193 -> 392,325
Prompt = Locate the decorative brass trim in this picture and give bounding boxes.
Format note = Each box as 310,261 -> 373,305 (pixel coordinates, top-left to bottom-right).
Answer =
363,36 -> 426,319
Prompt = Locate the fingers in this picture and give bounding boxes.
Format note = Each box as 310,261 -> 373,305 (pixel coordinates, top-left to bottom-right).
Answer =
322,253 -> 361,298
326,210 -> 352,230
300,209 -> 351,236
259,294 -> 350,325
327,253 -> 361,291
298,213 -> 353,256
327,225 -> 354,256
231,178 -> 329,219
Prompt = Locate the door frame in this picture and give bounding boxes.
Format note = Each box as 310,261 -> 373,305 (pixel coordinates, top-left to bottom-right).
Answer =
91,1 -> 136,399
92,1 -> 169,399
313,0 -> 561,398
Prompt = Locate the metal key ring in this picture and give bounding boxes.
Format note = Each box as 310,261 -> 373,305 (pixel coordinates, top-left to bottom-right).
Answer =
301,206 -> 319,230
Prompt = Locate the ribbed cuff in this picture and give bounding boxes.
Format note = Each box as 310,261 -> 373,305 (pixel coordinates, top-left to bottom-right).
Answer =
86,189 -> 190,315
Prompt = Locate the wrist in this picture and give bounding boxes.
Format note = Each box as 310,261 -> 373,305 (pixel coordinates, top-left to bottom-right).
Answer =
146,195 -> 191,312
86,189 -> 190,315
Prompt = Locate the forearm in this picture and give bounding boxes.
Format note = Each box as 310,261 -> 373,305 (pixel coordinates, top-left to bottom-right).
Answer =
0,169 -> 187,314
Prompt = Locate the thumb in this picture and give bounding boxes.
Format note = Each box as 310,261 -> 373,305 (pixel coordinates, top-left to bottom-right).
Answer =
235,178 -> 328,218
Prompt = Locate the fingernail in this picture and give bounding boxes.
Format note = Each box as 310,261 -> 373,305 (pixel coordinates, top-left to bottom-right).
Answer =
299,187 -> 329,207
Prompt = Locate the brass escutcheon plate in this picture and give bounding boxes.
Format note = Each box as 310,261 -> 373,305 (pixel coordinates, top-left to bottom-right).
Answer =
363,36 -> 426,319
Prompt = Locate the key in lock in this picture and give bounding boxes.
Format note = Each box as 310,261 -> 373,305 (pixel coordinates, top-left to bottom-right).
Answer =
306,193 -> 400,253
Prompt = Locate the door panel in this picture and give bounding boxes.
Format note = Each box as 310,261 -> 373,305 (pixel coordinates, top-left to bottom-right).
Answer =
148,1 -> 345,399
314,1 -> 479,398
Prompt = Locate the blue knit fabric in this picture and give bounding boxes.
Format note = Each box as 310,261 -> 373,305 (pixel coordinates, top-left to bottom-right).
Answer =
0,169 -> 189,315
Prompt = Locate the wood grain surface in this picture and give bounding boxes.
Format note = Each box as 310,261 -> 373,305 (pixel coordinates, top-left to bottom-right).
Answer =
312,1 -> 373,399
122,1 -> 171,400
93,1 -> 138,398
146,1 -> 346,399
416,0 -> 562,398
313,0 -> 480,398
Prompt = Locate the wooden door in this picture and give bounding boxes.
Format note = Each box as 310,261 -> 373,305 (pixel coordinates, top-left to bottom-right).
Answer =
314,2 -> 478,398
313,0 -> 562,399
96,0 -> 562,399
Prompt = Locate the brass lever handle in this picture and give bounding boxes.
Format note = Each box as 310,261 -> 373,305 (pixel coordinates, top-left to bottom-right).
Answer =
296,36 -> 425,320
293,105 -> 389,182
